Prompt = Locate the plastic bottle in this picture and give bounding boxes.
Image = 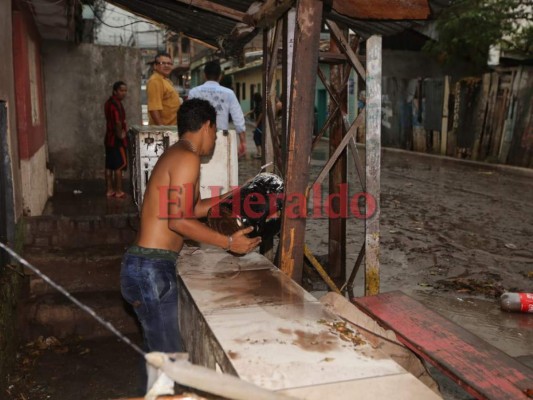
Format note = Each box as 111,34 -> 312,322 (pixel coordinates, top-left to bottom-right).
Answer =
500,292 -> 533,313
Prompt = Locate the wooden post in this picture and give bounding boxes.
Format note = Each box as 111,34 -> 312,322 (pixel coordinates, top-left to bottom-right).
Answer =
263,28 -> 274,171
328,37 -> 347,285
440,75 -> 450,156
279,0 -> 323,282
281,8 -> 296,171
364,35 -> 382,296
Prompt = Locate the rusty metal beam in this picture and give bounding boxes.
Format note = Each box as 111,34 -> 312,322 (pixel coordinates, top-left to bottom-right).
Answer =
328,36 -> 347,285
279,0 -> 323,282
364,35 -> 382,296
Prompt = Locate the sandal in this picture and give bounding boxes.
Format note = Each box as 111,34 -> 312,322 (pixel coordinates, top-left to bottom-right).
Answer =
106,191 -> 116,198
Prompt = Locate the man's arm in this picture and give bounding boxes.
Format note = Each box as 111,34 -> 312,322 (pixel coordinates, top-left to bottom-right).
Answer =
147,79 -> 164,125
149,110 -> 163,125
228,92 -> 247,155
194,185 -> 241,218
167,152 -> 260,254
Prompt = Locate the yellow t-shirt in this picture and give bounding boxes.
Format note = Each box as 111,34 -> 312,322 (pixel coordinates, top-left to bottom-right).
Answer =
146,71 -> 181,126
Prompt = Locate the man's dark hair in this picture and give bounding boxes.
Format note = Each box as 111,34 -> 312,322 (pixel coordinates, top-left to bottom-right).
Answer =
178,99 -> 216,136
154,52 -> 171,63
204,61 -> 221,80
112,81 -> 126,92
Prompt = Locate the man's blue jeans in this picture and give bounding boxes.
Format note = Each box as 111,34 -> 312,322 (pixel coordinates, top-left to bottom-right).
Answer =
121,250 -> 183,353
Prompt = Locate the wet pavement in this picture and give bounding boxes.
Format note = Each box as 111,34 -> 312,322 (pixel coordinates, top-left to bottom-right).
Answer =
238,127 -> 533,368
11,125 -> 531,400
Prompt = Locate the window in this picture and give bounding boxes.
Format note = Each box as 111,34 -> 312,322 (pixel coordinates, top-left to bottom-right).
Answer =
236,82 -> 241,101
242,83 -> 246,100
250,84 -> 255,102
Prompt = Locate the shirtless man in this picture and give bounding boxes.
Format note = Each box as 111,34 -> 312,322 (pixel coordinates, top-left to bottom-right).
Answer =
121,98 -> 261,355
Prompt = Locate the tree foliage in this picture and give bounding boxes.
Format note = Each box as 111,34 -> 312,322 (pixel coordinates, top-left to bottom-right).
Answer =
424,0 -> 533,69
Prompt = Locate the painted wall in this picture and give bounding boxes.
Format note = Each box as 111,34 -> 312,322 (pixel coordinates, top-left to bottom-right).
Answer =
42,43 -> 142,180
0,2 -> 25,393
13,9 -> 51,216
0,2 -> 23,223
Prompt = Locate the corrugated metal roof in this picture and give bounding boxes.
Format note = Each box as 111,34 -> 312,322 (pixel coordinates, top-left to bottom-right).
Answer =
107,0 -> 449,56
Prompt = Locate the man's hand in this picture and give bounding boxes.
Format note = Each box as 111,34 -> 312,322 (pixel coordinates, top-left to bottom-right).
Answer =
228,226 -> 261,254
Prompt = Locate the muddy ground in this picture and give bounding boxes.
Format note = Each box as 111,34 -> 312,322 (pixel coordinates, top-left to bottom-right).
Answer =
5,131 -> 533,400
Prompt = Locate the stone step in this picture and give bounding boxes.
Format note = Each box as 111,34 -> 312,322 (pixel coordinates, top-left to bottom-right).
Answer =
23,214 -> 138,249
21,291 -> 140,341
23,245 -> 126,296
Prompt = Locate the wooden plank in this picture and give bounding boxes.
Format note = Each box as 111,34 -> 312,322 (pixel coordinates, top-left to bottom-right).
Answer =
328,36 -> 347,285
332,0 -> 430,20
326,20 -> 366,79
353,291 -> 533,400
279,0 -> 323,282
480,73 -> 498,160
472,73 -> 491,160
447,81 -> 460,157
248,0 -> 294,29
364,35 -> 381,296
311,111 -> 363,189
499,67 -> 522,163
173,0 -> 245,22
319,51 -> 348,64
440,75 -> 450,155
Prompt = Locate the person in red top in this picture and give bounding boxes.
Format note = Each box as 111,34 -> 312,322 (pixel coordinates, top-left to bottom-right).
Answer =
104,81 -> 128,198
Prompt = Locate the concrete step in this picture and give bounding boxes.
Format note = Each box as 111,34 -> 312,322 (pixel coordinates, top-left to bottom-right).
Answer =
23,214 -> 138,249
23,245 -> 126,296
21,291 -> 140,341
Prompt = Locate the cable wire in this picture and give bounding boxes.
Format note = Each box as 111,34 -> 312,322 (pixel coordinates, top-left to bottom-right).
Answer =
0,241 -> 145,357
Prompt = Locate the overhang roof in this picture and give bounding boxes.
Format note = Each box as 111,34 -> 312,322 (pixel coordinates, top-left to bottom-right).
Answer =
106,0 -> 449,56
22,0 -> 77,41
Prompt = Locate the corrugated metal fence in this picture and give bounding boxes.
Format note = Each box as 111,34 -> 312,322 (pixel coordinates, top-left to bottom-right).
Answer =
380,66 -> 533,168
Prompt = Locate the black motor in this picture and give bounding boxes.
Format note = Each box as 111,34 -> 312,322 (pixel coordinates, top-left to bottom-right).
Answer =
207,172 -> 284,239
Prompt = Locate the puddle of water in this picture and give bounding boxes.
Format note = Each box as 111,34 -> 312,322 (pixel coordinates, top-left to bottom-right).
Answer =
408,290 -> 533,358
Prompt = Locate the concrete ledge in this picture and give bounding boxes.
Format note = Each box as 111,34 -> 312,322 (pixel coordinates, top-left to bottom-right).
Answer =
177,247 -> 441,398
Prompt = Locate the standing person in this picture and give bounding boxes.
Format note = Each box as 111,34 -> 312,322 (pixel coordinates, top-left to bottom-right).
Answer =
188,61 -> 247,157
104,81 -> 128,198
121,99 -> 260,368
251,93 -> 264,159
147,52 -> 181,126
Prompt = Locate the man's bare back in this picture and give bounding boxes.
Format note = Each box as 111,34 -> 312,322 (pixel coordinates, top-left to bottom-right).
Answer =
136,100 -> 261,255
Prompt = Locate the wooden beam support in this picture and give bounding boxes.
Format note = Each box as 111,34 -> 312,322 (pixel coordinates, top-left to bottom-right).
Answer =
364,35 -> 382,296
326,20 -> 366,79
328,35 -> 347,286
247,0 -> 295,28
279,0 -> 323,282
332,0 -> 430,20
312,111 -> 363,189
172,0 -> 246,22
318,52 -> 347,64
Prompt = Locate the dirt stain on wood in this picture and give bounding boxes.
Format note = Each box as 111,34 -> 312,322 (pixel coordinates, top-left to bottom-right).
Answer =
292,330 -> 339,353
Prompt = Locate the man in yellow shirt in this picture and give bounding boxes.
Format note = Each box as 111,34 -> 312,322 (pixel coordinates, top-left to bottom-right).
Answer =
147,52 -> 181,125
